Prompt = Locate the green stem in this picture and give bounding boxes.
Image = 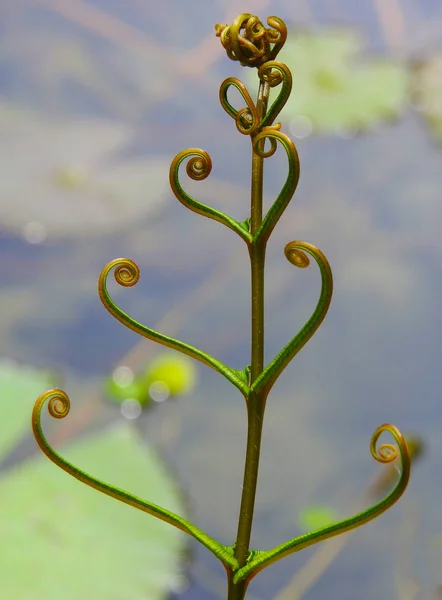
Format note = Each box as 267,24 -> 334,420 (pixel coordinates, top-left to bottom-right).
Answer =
227,571 -> 249,600
250,242 -> 265,382
228,78 -> 270,600
234,388 -> 265,562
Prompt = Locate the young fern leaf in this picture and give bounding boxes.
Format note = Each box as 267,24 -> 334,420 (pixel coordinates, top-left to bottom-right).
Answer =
32,389 -> 239,571
252,129 -> 300,246
219,77 -> 260,135
98,258 -> 250,397
251,241 -> 333,397
169,148 -> 253,244
234,424 -> 410,583
257,61 -> 292,130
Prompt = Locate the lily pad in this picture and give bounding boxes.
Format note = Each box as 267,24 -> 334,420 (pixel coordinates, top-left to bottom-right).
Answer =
0,104 -> 170,240
245,29 -> 409,135
411,54 -> 442,144
0,423 -> 187,599
0,361 -> 187,598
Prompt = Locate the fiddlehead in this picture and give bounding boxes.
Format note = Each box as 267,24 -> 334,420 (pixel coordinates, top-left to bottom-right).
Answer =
98,258 -> 250,396
258,61 -> 292,129
251,242 -> 332,396
215,14 -> 287,68
265,16 -> 288,60
252,130 -> 300,246
234,423 -> 410,583
169,148 -> 253,243
219,77 -> 259,135
32,389 -> 238,569
219,61 -> 292,137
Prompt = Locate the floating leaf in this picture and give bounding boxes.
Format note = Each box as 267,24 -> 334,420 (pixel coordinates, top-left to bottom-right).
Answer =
411,54 -> 442,144
0,359 -> 56,458
246,29 -> 409,135
0,424 -> 187,599
297,505 -> 338,531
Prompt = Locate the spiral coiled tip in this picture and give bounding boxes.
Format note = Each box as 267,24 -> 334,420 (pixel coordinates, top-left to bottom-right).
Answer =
186,152 -> 212,181
32,388 -> 70,430
47,390 -> 70,419
112,259 -> 140,288
370,423 -> 407,464
284,242 -> 310,268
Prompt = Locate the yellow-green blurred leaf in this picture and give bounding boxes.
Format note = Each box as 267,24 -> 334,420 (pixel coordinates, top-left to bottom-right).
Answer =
246,29 -> 409,135
297,505 -> 338,531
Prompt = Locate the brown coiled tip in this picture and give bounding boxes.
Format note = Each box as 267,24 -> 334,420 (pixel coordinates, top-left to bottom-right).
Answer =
284,243 -> 310,268
113,259 -> 140,287
215,14 -> 287,68
215,23 -> 227,37
375,443 -> 398,463
47,390 -> 70,419
370,424 -> 405,464
258,62 -> 284,87
186,153 -> 212,181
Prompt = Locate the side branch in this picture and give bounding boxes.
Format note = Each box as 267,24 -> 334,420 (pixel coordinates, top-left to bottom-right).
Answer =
169,148 -> 253,243
258,61 -> 292,129
251,241 -> 332,396
220,77 -> 259,135
253,129 -> 300,245
31,389 -> 239,570
234,424 -> 410,582
98,258 -> 250,396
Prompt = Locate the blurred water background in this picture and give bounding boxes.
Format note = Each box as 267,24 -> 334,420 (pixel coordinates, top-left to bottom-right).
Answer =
1,1 -> 442,599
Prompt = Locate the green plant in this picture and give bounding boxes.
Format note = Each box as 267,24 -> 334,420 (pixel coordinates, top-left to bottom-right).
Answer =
32,14 -> 410,600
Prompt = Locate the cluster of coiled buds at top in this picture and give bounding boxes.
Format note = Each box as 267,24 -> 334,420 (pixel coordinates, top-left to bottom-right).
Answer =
215,13 -> 287,68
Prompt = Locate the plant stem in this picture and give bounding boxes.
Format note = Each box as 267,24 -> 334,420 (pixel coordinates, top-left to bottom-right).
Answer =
228,78 -> 270,599
227,574 -> 248,600
234,383 -> 265,560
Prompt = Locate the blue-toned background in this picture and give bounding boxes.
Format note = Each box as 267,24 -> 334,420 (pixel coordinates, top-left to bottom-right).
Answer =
1,1 -> 441,599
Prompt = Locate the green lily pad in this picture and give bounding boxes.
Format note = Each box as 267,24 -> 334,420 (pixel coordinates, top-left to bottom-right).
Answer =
411,54 -> 442,144
245,29 -> 409,135
0,359 -> 56,458
0,423 -> 187,599
0,361 -> 187,597
297,505 -> 338,531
